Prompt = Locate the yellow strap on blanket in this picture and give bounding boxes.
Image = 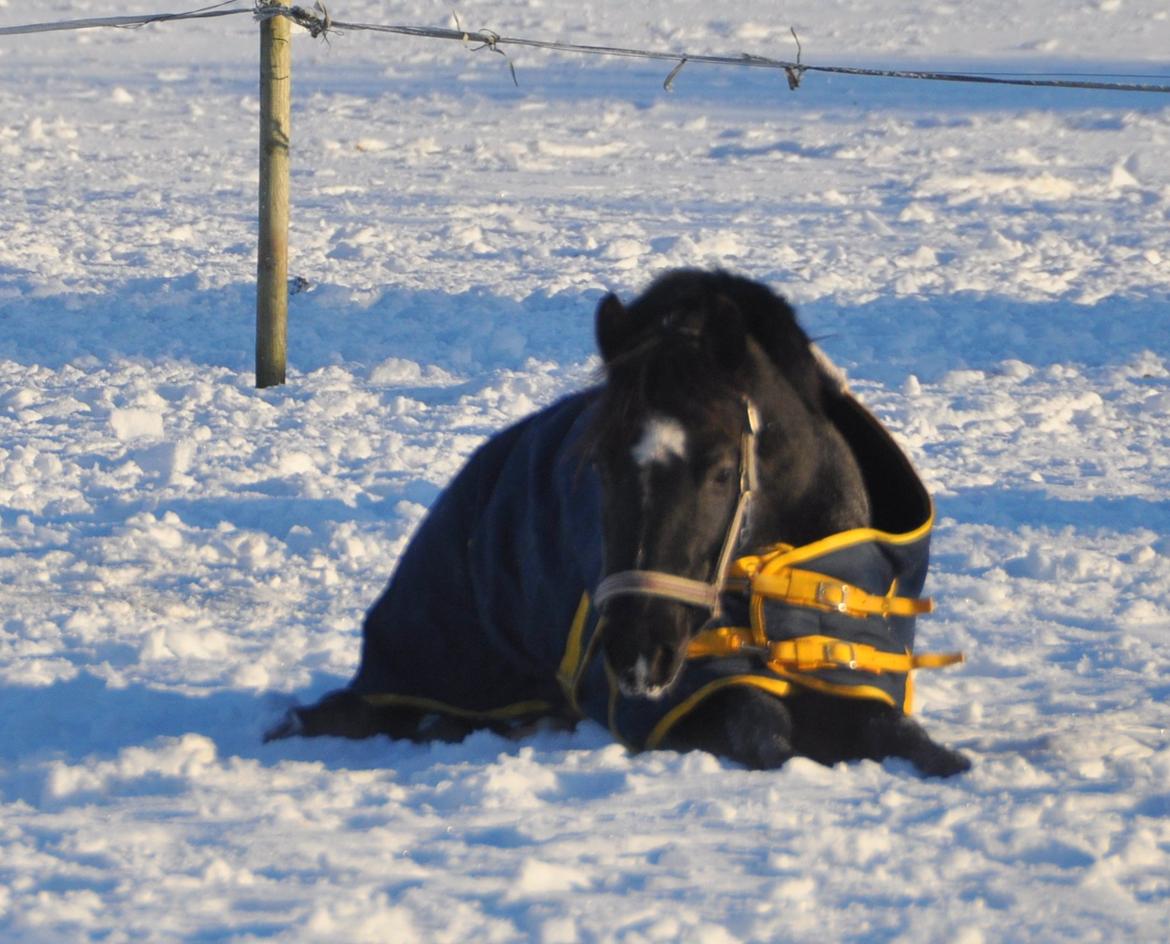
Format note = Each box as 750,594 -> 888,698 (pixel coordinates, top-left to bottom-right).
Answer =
687,626 -> 964,675
746,566 -> 933,618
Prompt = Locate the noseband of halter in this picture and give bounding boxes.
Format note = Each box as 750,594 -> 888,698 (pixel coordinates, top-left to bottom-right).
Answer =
593,399 -> 761,620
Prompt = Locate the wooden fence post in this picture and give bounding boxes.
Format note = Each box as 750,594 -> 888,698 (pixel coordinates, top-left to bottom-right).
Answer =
256,3 -> 291,388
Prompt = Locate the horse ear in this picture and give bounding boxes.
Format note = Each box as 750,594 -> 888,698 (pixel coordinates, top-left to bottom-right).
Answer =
709,294 -> 747,370
595,292 -> 631,364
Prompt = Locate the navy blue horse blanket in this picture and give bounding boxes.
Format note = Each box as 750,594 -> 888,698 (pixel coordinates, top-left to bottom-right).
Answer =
351,391 -> 606,727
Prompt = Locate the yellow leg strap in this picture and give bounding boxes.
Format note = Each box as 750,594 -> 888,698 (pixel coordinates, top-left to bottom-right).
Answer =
687,627 -> 964,676
749,567 -> 933,618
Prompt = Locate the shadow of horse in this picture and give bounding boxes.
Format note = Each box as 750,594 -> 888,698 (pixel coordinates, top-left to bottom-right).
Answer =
0,672 -> 560,808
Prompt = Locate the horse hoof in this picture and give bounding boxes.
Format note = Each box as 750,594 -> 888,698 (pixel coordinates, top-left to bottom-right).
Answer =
262,709 -> 304,743
916,747 -> 972,778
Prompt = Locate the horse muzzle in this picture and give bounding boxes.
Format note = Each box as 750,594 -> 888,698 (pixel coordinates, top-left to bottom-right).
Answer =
598,594 -> 700,699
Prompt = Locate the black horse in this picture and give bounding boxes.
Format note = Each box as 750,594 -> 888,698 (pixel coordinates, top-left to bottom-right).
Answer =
268,270 -> 969,777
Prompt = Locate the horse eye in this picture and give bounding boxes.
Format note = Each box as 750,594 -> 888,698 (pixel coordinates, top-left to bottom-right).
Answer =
710,465 -> 735,487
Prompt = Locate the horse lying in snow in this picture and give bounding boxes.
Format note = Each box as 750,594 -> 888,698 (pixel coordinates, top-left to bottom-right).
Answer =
268,269 -> 970,777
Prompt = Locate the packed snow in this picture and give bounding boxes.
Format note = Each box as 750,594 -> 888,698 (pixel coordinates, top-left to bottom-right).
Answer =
1,1 -> 1169,940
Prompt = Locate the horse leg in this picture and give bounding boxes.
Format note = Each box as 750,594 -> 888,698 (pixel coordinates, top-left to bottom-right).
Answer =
857,707 -> 971,778
786,695 -> 970,778
264,689 -> 476,744
661,686 -> 796,770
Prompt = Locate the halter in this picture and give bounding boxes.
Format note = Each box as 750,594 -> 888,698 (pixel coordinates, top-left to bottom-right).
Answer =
593,399 -> 761,620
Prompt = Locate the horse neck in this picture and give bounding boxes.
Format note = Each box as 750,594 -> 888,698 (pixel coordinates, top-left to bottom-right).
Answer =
745,382 -> 872,551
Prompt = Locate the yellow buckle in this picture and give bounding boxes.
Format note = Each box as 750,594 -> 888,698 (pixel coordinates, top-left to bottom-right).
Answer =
822,641 -> 858,669
815,580 -> 851,613
790,638 -> 859,670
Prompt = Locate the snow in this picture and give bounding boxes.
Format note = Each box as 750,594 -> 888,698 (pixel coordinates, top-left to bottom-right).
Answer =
1,0 -> 1169,939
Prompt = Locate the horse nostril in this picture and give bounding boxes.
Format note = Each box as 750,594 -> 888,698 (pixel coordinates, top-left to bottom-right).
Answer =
620,643 -> 680,699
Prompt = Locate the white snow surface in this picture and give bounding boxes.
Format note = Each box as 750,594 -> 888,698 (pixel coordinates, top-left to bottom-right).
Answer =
2,1 -> 1169,940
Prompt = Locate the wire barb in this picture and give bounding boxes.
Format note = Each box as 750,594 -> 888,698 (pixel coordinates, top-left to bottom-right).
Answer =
453,12 -> 518,86
784,28 -> 805,90
295,2 -> 333,40
664,56 -> 688,92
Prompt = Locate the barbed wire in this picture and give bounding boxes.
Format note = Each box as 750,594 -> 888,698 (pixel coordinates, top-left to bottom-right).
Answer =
3,0 -> 1169,96
0,1 -> 250,35
268,4 -> 1170,94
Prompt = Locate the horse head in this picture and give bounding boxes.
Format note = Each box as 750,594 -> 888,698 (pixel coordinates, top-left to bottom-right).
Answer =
588,270 -> 870,698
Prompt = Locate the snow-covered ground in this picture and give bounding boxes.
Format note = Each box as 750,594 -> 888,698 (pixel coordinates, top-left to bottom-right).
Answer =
2,1 -> 1169,940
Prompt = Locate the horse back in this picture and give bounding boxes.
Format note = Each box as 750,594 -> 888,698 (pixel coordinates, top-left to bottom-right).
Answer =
350,391 -> 603,715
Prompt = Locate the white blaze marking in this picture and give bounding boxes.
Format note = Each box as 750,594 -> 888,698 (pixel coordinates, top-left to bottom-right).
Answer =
629,655 -> 669,700
632,416 -> 688,468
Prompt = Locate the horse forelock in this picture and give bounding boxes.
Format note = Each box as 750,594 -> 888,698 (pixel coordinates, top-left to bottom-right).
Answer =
586,331 -> 745,463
